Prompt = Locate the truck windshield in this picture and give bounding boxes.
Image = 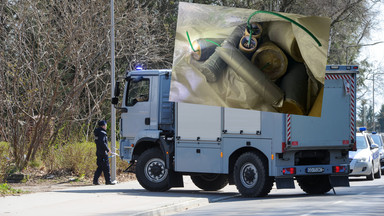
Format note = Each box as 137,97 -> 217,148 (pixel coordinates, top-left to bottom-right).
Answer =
356,135 -> 368,149
371,135 -> 383,147
126,78 -> 150,106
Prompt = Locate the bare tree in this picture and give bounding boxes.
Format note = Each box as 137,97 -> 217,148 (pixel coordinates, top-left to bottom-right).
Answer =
0,0 -> 177,170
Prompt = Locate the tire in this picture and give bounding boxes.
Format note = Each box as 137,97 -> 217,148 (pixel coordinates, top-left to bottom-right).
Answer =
136,148 -> 171,192
296,175 -> 332,194
374,164 -> 381,179
233,152 -> 274,197
366,165 -> 374,181
191,174 -> 228,191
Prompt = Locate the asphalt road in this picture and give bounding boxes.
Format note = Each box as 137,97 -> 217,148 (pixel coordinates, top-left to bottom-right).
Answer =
1,176 -> 383,215
172,177 -> 384,216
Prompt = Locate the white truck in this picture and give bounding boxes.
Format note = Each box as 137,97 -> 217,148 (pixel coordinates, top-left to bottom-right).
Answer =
113,65 -> 358,197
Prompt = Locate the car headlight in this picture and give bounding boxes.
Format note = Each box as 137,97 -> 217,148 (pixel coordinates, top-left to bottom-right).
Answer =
356,157 -> 368,162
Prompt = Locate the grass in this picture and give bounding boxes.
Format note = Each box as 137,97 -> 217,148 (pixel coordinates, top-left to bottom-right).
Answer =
0,183 -> 24,196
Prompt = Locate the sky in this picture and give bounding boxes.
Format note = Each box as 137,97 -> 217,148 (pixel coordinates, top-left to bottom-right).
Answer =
357,1 -> 384,113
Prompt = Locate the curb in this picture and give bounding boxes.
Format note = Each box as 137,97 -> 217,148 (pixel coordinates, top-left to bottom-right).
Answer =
132,194 -> 240,216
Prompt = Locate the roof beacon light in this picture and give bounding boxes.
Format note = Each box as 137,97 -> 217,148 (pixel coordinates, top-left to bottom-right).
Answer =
359,127 -> 367,132
372,131 -> 377,134
135,64 -> 143,71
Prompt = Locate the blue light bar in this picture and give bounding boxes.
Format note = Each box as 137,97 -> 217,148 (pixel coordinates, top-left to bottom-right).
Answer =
135,65 -> 143,70
359,127 -> 367,132
326,65 -> 358,71
372,131 -> 377,134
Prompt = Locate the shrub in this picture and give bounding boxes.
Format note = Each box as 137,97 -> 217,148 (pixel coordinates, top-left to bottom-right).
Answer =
44,141 -> 97,177
0,142 -> 10,182
61,141 -> 97,177
42,140 -> 129,179
0,183 -> 23,195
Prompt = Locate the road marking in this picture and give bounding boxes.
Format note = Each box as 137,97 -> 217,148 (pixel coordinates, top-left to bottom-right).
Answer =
358,192 -> 366,195
332,201 -> 344,205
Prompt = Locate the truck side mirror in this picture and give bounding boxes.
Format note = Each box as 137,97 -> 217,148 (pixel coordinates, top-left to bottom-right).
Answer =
111,97 -> 119,105
114,81 -> 120,97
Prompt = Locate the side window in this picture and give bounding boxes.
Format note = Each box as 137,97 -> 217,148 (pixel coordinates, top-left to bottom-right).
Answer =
366,135 -> 372,146
126,78 -> 150,106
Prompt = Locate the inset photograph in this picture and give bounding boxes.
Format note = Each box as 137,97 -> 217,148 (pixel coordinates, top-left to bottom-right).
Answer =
170,2 -> 331,117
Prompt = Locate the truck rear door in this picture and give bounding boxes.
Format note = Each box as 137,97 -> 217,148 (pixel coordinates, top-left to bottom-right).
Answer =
286,67 -> 357,150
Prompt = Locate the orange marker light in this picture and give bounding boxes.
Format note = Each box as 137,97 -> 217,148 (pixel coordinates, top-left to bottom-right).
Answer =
220,152 -> 223,158
271,154 -> 274,160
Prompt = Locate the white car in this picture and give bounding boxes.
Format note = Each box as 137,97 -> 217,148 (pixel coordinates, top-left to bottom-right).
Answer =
349,130 -> 381,180
371,132 -> 384,174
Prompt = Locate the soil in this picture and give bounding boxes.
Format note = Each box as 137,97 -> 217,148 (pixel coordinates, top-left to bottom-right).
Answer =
6,168 -> 136,194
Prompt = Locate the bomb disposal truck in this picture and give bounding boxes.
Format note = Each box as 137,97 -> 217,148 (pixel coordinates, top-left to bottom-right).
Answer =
112,65 -> 358,197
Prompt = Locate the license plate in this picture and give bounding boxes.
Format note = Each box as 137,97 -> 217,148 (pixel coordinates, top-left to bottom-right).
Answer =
306,167 -> 324,173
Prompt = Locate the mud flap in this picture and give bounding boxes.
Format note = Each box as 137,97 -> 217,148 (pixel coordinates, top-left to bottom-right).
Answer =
159,138 -> 173,169
275,177 -> 295,189
329,175 -> 350,187
168,170 -> 184,188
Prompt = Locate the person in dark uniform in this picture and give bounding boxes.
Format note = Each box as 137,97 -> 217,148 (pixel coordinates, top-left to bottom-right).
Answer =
93,120 -> 115,185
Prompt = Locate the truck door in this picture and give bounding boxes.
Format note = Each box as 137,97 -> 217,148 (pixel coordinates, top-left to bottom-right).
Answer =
121,77 -> 151,138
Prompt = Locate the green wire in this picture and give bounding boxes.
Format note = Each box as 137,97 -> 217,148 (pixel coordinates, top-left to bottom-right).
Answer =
247,29 -> 253,48
187,31 -> 222,51
204,39 -> 221,47
247,11 -> 322,47
186,31 -> 198,52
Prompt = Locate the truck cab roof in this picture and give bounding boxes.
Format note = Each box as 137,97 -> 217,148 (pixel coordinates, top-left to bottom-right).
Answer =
126,69 -> 171,78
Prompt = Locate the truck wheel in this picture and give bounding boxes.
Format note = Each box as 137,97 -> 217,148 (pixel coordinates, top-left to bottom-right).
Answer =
191,174 -> 228,191
374,165 -> 381,179
233,152 -> 273,197
366,165 -> 374,180
296,175 -> 332,194
136,148 -> 171,192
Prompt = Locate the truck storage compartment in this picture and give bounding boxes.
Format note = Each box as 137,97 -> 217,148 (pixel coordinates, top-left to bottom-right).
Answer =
286,73 -> 355,150
176,103 -> 221,141
223,108 -> 261,134
175,142 -> 222,173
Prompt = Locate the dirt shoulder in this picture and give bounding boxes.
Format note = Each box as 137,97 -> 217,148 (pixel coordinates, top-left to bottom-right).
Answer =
6,171 -> 136,194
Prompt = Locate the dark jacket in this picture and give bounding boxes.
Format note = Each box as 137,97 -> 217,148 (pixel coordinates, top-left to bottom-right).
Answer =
94,127 -> 109,156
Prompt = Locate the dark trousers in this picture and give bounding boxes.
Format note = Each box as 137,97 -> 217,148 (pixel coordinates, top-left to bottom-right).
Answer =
93,155 -> 111,184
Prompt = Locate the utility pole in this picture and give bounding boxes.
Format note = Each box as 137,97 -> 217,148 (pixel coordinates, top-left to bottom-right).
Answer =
110,0 -> 117,182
